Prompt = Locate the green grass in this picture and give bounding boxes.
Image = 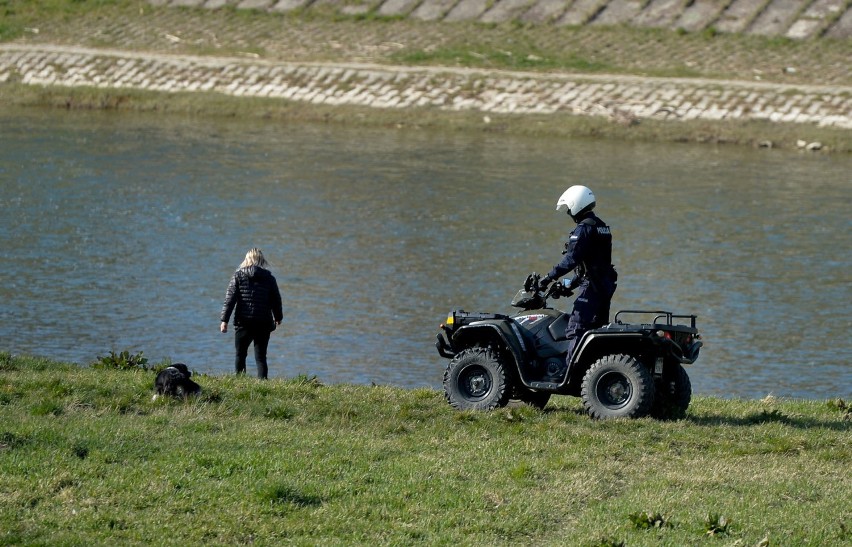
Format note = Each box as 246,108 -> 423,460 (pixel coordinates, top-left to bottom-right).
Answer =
391,44 -> 615,73
0,0 -> 124,41
1,353 -> 850,545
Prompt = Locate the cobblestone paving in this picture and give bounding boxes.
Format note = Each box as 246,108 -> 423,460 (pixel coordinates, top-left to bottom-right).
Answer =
2,44 -> 849,128
148,0 -> 852,39
8,5 -> 850,86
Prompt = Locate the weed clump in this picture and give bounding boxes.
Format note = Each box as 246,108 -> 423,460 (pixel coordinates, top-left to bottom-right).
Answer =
91,350 -> 149,371
629,510 -> 672,529
704,513 -> 731,536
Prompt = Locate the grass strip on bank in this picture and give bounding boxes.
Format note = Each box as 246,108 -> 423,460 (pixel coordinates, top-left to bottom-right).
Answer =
1,353 -> 850,545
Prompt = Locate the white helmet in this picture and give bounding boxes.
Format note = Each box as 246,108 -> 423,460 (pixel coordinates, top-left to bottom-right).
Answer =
556,185 -> 596,219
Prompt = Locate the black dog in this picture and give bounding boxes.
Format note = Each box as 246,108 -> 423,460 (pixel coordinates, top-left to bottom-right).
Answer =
153,363 -> 201,400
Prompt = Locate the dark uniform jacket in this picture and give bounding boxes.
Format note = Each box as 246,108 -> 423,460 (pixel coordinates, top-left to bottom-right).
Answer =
220,266 -> 283,331
547,212 -> 616,287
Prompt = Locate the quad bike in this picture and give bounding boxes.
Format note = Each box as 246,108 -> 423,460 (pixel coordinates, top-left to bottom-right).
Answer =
436,274 -> 703,419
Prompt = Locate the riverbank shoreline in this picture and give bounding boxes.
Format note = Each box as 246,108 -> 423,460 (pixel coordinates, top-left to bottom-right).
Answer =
5,83 -> 849,152
2,43 -> 850,152
1,1 -> 850,151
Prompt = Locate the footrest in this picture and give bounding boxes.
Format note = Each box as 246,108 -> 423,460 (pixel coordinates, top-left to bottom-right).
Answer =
528,382 -> 560,390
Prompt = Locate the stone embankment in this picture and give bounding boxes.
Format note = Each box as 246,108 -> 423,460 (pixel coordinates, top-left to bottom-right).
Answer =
153,0 -> 852,40
2,43 -> 850,129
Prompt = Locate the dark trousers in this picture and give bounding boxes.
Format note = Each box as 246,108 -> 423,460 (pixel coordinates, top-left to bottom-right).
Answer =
565,278 -> 617,364
234,324 -> 271,379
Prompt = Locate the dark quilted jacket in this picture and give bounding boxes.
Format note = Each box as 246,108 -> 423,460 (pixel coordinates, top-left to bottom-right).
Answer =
220,266 -> 283,330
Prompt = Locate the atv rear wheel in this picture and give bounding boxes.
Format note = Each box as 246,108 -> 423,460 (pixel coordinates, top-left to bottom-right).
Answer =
651,362 -> 692,420
581,354 -> 654,419
444,347 -> 511,411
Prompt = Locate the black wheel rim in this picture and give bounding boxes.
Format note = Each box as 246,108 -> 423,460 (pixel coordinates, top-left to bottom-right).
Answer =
459,365 -> 492,401
596,371 -> 633,409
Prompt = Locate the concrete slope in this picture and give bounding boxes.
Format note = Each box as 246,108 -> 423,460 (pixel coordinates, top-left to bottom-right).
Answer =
149,0 -> 852,39
3,43 -> 849,129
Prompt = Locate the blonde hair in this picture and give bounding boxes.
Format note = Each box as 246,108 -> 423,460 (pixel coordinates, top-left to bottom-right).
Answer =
239,247 -> 269,269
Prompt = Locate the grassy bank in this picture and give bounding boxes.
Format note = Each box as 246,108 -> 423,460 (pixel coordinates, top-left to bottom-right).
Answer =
3,83 -> 850,153
1,353 -> 849,545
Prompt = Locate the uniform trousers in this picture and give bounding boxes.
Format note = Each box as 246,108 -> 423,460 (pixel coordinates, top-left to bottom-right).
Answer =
565,277 -> 617,364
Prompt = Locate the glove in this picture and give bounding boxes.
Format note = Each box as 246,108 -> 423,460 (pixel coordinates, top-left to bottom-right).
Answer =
524,273 -> 539,293
537,275 -> 553,292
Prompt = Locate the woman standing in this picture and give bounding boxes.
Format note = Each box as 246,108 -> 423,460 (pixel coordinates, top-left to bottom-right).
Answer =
220,248 -> 283,379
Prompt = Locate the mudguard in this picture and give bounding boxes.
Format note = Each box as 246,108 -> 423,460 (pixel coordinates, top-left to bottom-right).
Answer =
568,330 -> 644,370
450,320 -> 529,375
565,327 -> 702,387
560,330 -> 645,391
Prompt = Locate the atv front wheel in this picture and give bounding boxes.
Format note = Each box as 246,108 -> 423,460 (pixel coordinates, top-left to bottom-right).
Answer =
444,347 -> 511,411
651,362 -> 692,420
581,354 -> 654,419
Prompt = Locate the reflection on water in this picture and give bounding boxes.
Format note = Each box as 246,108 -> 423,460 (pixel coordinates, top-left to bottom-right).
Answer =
1,108 -> 849,399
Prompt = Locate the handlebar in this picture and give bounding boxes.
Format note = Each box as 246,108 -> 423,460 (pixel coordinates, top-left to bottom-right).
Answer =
526,272 -> 573,299
545,280 -> 573,300
514,273 -> 573,310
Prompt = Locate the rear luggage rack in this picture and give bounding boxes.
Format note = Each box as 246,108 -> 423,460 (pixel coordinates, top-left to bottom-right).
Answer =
614,310 -> 698,330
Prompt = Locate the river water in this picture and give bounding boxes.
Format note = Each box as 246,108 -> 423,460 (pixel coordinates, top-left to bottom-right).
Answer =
1,108 -> 849,399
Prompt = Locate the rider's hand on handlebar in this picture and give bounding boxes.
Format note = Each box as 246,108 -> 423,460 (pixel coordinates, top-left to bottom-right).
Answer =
537,275 -> 552,292
524,273 -> 539,292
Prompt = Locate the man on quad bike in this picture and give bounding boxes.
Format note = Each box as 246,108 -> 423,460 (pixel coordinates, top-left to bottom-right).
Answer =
538,185 -> 618,366
437,185 -> 702,418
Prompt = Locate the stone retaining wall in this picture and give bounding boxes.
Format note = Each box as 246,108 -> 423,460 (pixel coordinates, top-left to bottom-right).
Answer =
2,44 -> 849,128
150,0 -> 852,39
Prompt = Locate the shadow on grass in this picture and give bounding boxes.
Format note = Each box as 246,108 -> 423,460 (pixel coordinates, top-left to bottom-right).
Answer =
259,484 -> 324,509
686,409 -> 850,431
538,404 -> 850,431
